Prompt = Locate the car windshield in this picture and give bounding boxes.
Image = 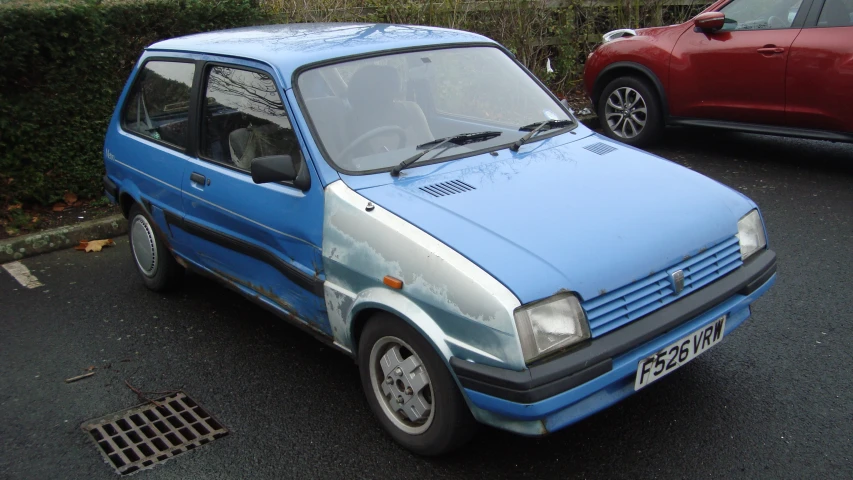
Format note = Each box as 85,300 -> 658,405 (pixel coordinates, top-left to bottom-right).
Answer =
296,46 -> 573,174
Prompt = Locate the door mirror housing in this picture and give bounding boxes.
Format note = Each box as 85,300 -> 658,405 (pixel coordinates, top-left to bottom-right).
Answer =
250,155 -> 310,190
694,12 -> 726,32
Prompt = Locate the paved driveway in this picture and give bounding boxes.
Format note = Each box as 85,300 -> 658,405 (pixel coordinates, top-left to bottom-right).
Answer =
1,127 -> 851,479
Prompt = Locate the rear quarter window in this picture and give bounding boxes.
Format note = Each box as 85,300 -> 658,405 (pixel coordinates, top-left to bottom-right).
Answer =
122,60 -> 196,149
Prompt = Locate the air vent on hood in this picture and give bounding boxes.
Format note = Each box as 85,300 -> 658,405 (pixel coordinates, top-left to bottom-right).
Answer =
419,180 -> 475,197
584,142 -> 617,156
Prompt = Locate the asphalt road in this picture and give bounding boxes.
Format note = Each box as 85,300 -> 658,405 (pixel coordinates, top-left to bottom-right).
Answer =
1,127 -> 852,479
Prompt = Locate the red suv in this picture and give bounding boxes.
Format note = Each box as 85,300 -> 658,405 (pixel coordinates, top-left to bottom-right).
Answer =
584,0 -> 853,146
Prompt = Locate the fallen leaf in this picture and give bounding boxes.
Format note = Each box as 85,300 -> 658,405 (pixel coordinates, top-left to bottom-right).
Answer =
86,365 -> 96,371
6,203 -> 21,211
31,216 -> 39,223
63,192 -> 78,204
84,238 -> 115,252
72,200 -> 83,207
52,203 -> 66,212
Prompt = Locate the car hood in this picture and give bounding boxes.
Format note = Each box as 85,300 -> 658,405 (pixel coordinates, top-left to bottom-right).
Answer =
353,134 -> 755,305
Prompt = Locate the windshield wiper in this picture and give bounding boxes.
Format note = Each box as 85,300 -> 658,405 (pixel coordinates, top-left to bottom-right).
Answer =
390,131 -> 502,176
510,119 -> 575,152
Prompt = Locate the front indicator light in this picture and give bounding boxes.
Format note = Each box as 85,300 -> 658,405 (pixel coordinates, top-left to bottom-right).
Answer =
514,292 -> 590,364
383,275 -> 403,289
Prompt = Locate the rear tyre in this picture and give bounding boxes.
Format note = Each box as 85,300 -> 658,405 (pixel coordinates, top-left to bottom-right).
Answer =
128,204 -> 183,291
598,76 -> 663,147
358,312 -> 477,455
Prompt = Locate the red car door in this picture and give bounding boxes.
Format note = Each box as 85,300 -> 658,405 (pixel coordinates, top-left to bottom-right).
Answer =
786,0 -> 853,133
669,0 -> 807,125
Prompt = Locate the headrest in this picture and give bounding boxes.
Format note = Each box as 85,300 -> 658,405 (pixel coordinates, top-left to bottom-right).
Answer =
346,65 -> 401,112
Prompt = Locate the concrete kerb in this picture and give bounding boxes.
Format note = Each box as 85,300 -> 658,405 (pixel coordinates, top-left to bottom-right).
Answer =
0,214 -> 128,263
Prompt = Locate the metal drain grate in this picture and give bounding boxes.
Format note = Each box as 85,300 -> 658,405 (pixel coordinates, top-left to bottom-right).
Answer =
583,142 -> 617,155
81,392 -> 227,475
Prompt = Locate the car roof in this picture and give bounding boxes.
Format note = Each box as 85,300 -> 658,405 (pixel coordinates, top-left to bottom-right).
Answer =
146,23 -> 496,87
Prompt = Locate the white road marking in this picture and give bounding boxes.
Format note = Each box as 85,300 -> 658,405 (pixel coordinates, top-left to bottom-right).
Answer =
2,261 -> 44,289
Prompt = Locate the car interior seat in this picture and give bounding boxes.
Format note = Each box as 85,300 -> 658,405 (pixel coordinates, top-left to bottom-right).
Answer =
229,123 -> 299,171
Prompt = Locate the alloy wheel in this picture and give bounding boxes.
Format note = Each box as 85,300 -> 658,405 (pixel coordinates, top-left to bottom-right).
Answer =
369,336 -> 435,434
604,86 -> 648,139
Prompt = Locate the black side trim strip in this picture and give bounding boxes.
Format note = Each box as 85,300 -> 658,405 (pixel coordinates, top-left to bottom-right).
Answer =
103,175 -> 118,199
669,117 -> 853,143
164,212 -> 324,297
453,249 -> 777,402
178,259 -> 350,357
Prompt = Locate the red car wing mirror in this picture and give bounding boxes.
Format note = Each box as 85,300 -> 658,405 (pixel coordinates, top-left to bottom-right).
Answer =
694,12 -> 726,32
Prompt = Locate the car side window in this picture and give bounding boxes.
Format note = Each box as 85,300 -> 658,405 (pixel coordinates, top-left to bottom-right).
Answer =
122,61 -> 195,149
720,0 -> 804,30
200,65 -> 302,173
817,0 -> 853,26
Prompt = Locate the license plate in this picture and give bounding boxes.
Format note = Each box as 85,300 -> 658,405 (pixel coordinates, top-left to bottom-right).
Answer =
634,315 -> 727,391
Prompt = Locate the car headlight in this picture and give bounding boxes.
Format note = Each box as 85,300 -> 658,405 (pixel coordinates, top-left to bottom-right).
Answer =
737,209 -> 767,261
514,292 -> 590,364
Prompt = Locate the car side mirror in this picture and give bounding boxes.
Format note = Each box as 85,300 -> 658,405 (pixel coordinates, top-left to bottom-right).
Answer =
250,155 -> 310,190
694,12 -> 726,32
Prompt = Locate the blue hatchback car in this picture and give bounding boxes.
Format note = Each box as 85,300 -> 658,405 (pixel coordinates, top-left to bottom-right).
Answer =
103,23 -> 777,455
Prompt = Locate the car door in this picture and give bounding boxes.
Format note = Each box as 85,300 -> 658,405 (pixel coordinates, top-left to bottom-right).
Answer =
669,0 -> 810,125
111,57 -> 197,258
786,0 -> 853,133
179,58 -> 330,333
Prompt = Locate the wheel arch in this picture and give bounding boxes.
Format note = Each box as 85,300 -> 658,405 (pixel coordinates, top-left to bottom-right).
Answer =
347,287 -> 453,365
119,192 -> 135,218
345,287 -> 493,427
115,180 -> 146,219
593,62 -> 669,121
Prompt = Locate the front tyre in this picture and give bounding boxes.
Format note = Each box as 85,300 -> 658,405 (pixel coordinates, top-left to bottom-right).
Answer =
128,204 -> 183,291
358,313 -> 477,455
598,76 -> 663,147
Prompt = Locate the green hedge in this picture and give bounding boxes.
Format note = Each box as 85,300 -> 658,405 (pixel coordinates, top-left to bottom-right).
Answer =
0,0 -> 708,206
0,0 -> 264,205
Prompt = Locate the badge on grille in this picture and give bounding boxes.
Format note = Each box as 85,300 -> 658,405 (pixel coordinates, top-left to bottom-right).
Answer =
671,270 -> 685,295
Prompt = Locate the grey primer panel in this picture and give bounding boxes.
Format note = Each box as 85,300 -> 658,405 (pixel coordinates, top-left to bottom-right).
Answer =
321,181 -> 525,370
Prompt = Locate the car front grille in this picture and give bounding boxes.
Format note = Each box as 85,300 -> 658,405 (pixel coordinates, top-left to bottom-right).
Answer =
582,235 -> 743,337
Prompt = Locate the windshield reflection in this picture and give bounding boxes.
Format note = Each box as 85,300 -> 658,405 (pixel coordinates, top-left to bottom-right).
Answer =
297,46 -> 571,174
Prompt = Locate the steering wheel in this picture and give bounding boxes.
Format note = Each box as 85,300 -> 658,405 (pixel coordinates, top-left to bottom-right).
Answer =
338,126 -> 407,161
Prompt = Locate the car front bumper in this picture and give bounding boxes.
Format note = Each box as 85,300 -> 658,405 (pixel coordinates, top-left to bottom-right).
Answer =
452,249 -> 777,435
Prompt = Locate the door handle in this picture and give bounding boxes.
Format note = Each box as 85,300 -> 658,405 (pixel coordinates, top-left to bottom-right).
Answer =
757,47 -> 785,54
190,172 -> 208,186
